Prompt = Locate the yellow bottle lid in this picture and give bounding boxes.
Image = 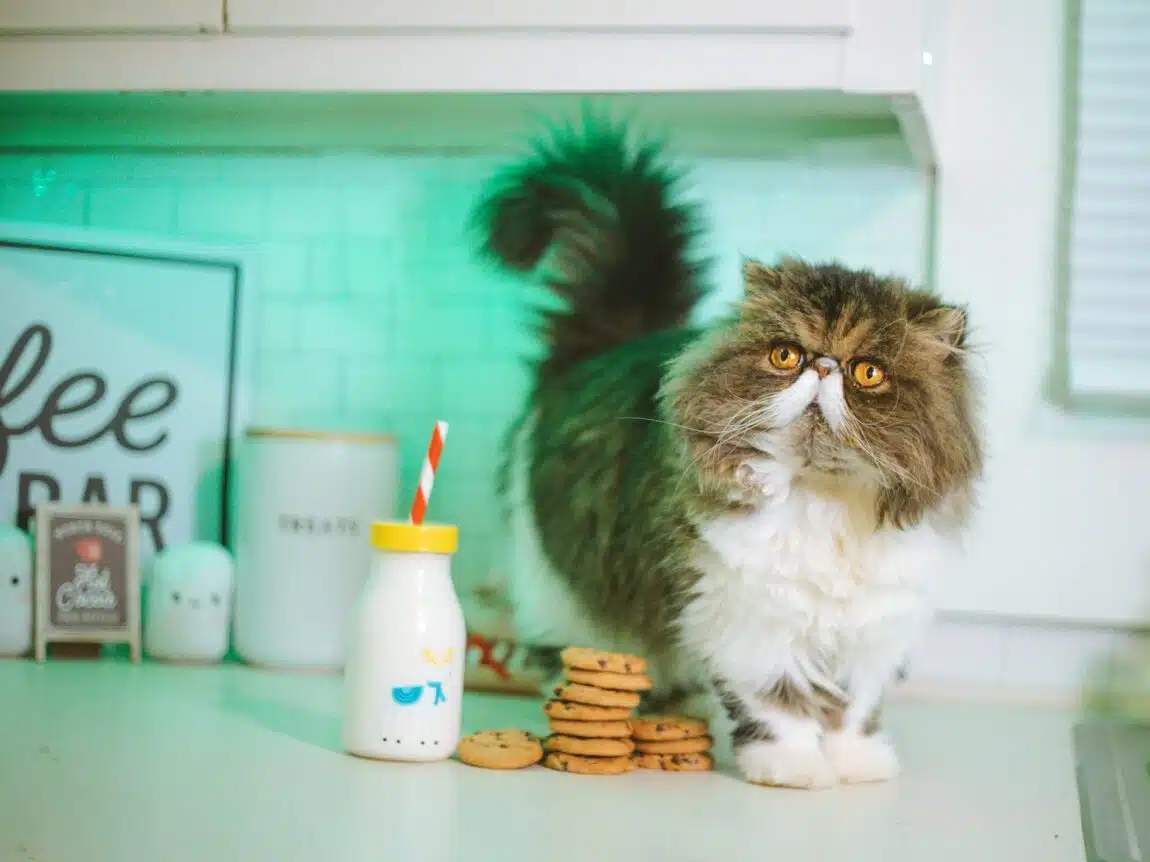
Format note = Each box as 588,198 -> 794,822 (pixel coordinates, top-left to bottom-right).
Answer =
370,521 -> 458,554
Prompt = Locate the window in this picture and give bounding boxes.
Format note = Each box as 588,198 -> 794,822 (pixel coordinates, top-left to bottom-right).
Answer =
1063,0 -> 1150,400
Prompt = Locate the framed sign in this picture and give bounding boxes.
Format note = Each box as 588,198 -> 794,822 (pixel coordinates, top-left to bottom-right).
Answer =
0,221 -> 255,565
34,502 -> 141,661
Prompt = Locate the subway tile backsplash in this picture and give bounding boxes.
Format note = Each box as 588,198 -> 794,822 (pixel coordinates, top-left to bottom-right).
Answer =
0,144 -> 926,598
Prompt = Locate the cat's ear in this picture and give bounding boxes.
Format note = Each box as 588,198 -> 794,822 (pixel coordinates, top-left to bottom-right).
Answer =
914,304 -> 967,350
742,256 -> 806,295
742,258 -> 778,293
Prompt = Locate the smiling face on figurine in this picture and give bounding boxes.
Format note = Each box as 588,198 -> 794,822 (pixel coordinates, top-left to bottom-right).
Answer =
144,542 -> 234,663
0,526 -> 33,656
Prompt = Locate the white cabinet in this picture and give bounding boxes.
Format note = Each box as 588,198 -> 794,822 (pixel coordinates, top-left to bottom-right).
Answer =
0,0 -> 936,171
0,0 -> 932,99
0,0 -> 222,33
226,0 -> 853,31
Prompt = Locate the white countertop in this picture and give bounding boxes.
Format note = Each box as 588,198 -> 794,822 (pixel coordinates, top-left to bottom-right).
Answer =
0,659 -> 1085,862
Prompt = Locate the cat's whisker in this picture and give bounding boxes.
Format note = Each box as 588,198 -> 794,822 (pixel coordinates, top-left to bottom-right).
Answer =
848,423 -> 940,500
715,419 -> 754,447
712,402 -> 766,447
839,412 -> 914,482
851,416 -> 914,430
672,435 -> 726,495
846,389 -> 911,430
718,381 -> 760,405
616,416 -> 716,435
721,396 -> 764,427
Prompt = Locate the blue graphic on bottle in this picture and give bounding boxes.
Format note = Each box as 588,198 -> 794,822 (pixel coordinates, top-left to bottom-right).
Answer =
391,685 -> 423,706
428,680 -> 446,706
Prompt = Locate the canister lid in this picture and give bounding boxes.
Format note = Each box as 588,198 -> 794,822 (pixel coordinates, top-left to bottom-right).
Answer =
371,521 -> 458,554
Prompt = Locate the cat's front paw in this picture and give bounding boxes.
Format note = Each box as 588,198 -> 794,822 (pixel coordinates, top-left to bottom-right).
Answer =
736,739 -> 836,790
822,731 -> 900,784
734,458 -> 791,504
727,462 -> 765,504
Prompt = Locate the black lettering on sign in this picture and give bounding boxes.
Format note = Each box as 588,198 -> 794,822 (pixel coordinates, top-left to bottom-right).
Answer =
16,471 -> 60,532
0,324 -> 180,475
130,478 -> 170,552
114,380 -> 178,452
81,475 -> 109,504
1,323 -> 181,545
39,372 -> 108,447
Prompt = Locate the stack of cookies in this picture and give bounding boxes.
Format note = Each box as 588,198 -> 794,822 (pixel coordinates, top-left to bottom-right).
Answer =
542,647 -> 652,776
630,715 -> 713,772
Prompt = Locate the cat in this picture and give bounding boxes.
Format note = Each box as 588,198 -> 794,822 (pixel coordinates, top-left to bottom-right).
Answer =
473,115 -> 982,789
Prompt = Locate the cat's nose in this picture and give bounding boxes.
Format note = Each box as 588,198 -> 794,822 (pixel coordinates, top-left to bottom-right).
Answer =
814,356 -> 839,378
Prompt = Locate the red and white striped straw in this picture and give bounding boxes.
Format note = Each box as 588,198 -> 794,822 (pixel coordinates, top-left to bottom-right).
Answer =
409,420 -> 448,525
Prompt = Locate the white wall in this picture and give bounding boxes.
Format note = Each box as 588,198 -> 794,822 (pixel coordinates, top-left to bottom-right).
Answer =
931,0 -> 1150,626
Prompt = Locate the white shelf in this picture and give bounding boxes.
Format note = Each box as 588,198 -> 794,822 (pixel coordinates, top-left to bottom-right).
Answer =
0,67 -> 936,172
0,91 -> 931,174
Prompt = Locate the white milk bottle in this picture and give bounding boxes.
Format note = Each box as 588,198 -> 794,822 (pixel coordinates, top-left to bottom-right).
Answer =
342,521 -> 465,761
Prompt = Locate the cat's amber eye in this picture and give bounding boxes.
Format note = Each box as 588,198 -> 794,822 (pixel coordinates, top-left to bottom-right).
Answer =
851,360 -> 886,388
768,343 -> 804,371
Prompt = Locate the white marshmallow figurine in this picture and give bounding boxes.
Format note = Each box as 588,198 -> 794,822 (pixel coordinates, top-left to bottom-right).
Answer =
145,541 -> 235,663
0,525 -> 33,657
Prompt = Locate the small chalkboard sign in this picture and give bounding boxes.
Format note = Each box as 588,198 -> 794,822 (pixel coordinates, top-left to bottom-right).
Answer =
33,503 -> 141,662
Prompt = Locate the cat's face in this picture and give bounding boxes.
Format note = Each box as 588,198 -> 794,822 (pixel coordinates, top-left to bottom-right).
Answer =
673,258 -> 981,525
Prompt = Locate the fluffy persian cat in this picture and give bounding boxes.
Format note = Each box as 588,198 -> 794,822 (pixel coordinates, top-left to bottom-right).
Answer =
474,117 -> 981,789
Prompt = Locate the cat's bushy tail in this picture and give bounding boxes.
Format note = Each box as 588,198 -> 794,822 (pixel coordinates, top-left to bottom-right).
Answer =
473,112 -> 709,383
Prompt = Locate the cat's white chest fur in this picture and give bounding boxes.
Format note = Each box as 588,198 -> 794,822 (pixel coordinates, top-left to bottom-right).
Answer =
680,479 -> 947,694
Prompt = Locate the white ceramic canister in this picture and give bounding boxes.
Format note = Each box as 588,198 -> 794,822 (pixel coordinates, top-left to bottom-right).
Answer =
343,521 -> 465,762
233,428 -> 398,671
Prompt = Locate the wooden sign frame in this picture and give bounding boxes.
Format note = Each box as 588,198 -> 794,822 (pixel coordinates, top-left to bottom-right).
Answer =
33,503 -> 141,662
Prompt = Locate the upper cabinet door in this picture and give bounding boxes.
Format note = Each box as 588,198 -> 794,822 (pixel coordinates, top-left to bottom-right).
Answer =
0,0 -> 223,33
226,0 -> 853,31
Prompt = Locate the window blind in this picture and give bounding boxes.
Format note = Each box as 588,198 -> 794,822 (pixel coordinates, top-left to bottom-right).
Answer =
1066,0 -> 1150,399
